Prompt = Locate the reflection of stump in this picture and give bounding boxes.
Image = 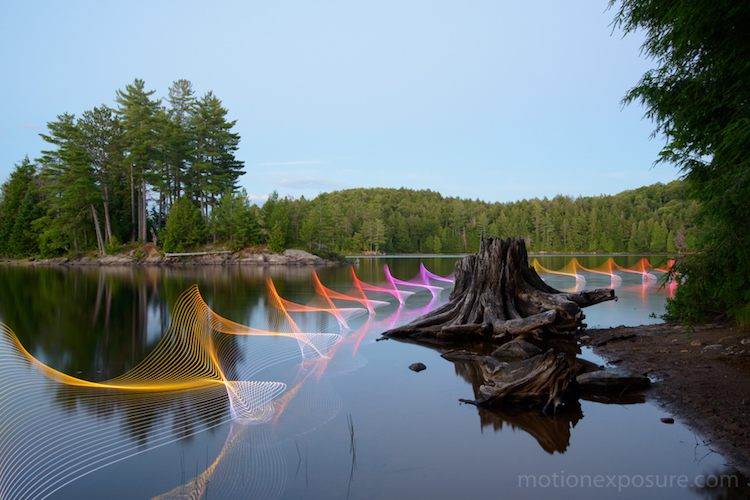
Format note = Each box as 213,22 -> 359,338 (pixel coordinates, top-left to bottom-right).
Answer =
383,237 -> 615,341
477,402 -> 583,454
443,349 -> 575,414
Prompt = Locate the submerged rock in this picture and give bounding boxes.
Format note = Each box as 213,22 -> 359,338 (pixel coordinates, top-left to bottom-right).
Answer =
576,369 -> 651,392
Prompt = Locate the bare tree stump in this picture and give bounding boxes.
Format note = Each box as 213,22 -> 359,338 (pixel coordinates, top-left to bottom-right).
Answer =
382,237 -> 615,341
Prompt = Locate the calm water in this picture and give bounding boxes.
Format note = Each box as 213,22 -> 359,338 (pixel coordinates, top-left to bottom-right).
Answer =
0,256 -> 745,499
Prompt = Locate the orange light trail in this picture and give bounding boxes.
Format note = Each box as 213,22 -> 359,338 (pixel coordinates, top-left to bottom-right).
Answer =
532,258 -> 585,285
0,264 -> 457,500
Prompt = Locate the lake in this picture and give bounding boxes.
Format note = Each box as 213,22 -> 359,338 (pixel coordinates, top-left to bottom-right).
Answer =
0,255 -> 744,499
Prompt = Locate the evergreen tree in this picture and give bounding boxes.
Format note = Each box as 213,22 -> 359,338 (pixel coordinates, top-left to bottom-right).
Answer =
163,197 -> 206,252
37,113 -> 106,255
10,188 -> 44,256
77,105 -> 125,244
611,0 -> 750,323
650,221 -> 669,253
189,91 -> 244,217
164,79 -> 196,207
268,221 -> 286,252
115,79 -> 161,242
211,189 -> 261,249
0,157 -> 36,256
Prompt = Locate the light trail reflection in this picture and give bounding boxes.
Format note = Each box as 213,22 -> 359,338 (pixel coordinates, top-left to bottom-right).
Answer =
0,257 -> 673,499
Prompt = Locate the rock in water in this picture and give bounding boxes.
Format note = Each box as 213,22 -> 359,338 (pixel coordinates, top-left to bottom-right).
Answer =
409,363 -> 427,372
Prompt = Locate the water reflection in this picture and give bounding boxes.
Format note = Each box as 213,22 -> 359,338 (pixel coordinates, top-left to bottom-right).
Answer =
0,263 -> 453,499
476,404 -> 583,454
0,256 -> 745,499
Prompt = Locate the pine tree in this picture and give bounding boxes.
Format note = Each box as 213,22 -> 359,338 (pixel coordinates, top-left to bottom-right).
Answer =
165,79 -> 196,207
163,197 -> 206,252
10,188 -> 44,256
77,105 -> 125,244
115,79 -> 161,242
189,91 -> 244,217
37,113 -> 106,255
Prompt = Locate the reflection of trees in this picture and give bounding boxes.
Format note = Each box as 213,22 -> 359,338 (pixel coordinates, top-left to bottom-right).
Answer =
0,266 -> 160,381
0,264 -> 320,385
113,387 -> 230,447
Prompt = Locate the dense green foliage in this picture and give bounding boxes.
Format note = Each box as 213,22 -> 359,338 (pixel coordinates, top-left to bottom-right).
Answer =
264,182 -> 699,255
209,189 -> 262,251
162,197 -> 207,253
0,79 -> 244,257
0,157 -> 38,256
611,1 -> 750,324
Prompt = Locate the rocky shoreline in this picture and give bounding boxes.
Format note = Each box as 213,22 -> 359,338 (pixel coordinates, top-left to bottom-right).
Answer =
582,321 -> 750,476
2,248 -> 341,267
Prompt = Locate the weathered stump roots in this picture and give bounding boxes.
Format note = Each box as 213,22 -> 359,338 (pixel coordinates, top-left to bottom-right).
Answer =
382,237 -> 615,342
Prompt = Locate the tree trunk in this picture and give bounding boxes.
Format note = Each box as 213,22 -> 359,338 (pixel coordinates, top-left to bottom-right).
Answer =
102,185 -> 113,243
91,204 -> 106,255
383,237 -> 616,342
130,162 -> 135,242
139,178 -> 148,242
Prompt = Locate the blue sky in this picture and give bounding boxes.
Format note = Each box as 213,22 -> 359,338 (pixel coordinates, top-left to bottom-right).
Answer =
0,0 -> 679,205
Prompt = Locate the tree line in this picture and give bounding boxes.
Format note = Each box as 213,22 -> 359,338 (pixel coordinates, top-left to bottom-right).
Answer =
258,181 -> 699,255
0,78 -> 699,259
2,142 -> 699,258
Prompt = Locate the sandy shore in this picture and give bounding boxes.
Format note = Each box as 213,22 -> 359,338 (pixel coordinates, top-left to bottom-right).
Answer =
581,321 -> 750,475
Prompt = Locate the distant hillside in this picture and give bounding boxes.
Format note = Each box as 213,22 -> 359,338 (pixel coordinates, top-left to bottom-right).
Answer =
271,180 -> 699,255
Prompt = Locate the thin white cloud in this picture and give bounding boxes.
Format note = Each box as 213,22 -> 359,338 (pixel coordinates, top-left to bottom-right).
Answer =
15,122 -> 39,130
254,160 -> 326,167
246,194 -> 269,205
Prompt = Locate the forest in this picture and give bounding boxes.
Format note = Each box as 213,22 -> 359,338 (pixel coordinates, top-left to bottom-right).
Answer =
0,78 -> 699,260
262,181 -> 698,255
1,1 -> 746,324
